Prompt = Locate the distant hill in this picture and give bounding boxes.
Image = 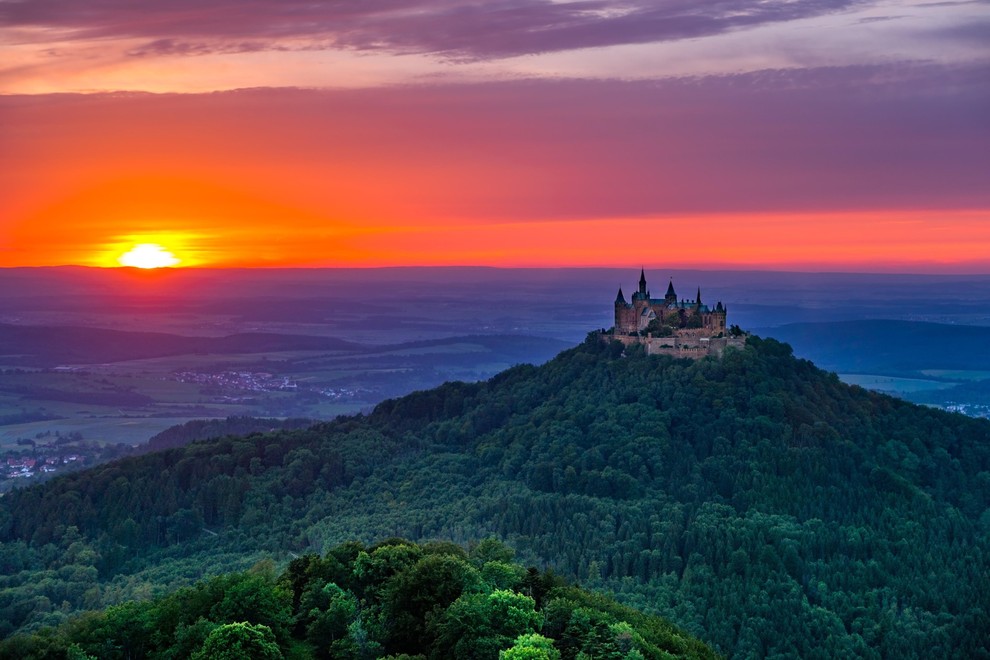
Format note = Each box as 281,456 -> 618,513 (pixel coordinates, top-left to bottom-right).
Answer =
142,416 -> 317,453
1,336 -> 988,657
756,319 -> 990,373
0,324 -> 364,367
0,323 -> 569,369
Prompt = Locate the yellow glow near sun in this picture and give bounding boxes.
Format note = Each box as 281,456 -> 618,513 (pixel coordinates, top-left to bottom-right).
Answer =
117,243 -> 181,268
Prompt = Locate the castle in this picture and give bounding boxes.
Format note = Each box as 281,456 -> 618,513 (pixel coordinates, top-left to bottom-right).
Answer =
614,269 -> 727,335
607,269 -> 743,358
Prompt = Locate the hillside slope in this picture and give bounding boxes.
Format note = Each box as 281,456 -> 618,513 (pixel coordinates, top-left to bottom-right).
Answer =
1,336 -> 988,657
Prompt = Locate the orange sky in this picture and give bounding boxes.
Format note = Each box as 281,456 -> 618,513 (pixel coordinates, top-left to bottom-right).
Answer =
1,43 -> 988,272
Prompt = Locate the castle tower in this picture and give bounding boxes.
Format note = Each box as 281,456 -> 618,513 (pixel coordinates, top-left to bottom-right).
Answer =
714,301 -> 727,333
665,280 -> 677,305
638,268 -> 647,296
614,286 -> 635,333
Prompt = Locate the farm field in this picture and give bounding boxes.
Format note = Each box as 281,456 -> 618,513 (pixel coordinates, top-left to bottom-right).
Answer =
837,374 -> 960,394
0,318 -> 569,489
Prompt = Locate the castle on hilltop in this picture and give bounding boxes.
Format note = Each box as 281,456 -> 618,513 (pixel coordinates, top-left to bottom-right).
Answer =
606,269 -> 743,358
614,269 -> 727,335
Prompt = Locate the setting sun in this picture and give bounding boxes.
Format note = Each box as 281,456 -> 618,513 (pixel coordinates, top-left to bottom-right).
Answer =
117,243 -> 181,269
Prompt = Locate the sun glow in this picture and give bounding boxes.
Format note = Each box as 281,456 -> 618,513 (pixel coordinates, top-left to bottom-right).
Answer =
117,243 -> 181,269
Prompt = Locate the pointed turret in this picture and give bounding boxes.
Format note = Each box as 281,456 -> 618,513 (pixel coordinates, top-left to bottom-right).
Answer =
716,301 -> 724,312
696,287 -> 702,307
638,268 -> 647,295
664,279 -> 677,304
615,287 -> 626,305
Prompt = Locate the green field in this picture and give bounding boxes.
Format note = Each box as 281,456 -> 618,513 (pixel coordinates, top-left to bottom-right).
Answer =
0,334 -> 567,462
0,417 -> 205,448
837,374 -> 960,394
919,369 -> 990,381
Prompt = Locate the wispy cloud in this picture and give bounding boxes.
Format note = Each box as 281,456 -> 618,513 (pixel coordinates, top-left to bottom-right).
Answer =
124,39 -> 278,58
856,14 -> 910,23
1,0 -> 871,60
925,19 -> 990,44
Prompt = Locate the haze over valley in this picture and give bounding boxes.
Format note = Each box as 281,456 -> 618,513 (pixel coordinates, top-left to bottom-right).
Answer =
3,266 -> 990,491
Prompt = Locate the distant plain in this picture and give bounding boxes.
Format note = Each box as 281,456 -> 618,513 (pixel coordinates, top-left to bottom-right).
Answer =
2,266 -> 990,465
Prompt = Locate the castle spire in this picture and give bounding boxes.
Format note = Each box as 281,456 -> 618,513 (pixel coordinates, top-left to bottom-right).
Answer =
638,268 -> 647,295
615,287 -> 626,305
665,279 -> 677,304
696,287 -> 702,307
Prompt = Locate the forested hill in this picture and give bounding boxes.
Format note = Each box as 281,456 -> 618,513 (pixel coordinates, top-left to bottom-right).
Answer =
1,336 -> 989,658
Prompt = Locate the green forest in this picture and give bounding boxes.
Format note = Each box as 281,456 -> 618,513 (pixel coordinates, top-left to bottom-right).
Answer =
1,336 -> 988,658
0,538 -> 715,659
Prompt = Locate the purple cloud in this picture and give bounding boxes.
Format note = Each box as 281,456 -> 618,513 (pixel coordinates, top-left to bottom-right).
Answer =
1,0 -> 869,59
926,19 -> 990,44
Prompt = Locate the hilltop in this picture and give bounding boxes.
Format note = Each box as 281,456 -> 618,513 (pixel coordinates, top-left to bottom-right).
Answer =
1,336 -> 988,657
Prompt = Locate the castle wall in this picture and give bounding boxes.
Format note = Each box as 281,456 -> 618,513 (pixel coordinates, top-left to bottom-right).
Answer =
615,305 -> 726,336
606,333 -> 746,359
615,305 -> 638,333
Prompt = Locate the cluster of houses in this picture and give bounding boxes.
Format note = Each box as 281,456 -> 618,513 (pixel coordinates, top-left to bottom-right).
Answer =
4,453 -> 81,480
171,370 -> 299,392
941,403 -> 990,419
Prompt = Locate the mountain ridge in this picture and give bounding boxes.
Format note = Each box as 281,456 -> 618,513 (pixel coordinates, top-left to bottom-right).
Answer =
1,336 -> 988,657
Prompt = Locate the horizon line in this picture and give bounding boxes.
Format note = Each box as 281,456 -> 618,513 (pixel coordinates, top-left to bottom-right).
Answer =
4,264 -> 990,277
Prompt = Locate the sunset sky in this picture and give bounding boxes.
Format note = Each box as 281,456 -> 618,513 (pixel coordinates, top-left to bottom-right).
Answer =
1,0 -> 988,270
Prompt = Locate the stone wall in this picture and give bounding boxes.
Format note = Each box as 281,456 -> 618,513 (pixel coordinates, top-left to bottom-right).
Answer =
604,332 -> 746,359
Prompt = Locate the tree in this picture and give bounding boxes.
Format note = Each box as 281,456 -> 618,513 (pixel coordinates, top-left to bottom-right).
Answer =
384,554 -> 484,653
469,538 -> 515,567
500,633 -> 561,660
299,582 -> 358,657
191,622 -> 283,660
207,572 -> 292,648
430,590 -> 542,659
645,319 -> 674,337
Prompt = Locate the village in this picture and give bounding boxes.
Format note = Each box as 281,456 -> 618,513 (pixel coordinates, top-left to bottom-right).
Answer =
170,370 -> 299,392
169,370 -> 370,403
0,430 -> 124,492
0,427 -> 147,492
4,452 -> 83,480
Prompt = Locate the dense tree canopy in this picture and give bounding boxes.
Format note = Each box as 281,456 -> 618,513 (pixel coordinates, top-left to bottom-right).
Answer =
1,336 -> 988,657
0,539 -> 714,659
